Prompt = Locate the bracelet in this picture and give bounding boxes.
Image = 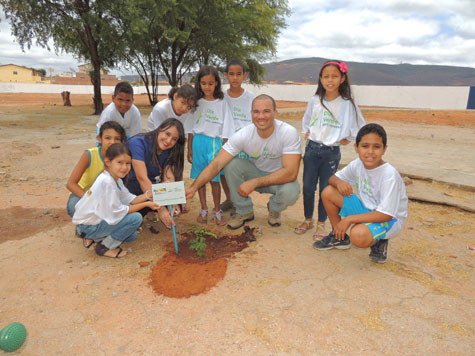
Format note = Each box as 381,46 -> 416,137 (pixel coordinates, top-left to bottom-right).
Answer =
145,190 -> 152,200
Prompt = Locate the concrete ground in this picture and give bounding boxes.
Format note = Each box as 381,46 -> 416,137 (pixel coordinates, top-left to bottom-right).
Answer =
0,102 -> 474,355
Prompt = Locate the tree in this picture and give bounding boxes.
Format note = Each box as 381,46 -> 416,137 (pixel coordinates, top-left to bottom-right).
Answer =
119,0 -> 289,105
1,0 -> 125,114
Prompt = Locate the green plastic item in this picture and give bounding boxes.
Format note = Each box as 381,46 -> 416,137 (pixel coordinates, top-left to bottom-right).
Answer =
0,322 -> 27,352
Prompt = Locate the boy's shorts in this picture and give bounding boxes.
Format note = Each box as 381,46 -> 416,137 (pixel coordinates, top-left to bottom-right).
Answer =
340,194 -> 397,241
191,133 -> 222,182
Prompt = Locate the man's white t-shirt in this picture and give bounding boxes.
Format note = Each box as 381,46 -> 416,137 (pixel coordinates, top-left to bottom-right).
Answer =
301,96 -> 365,146
223,119 -> 301,173
96,102 -> 142,138
72,171 -> 136,226
224,89 -> 254,132
185,98 -> 235,139
336,158 -> 408,238
147,98 -> 191,132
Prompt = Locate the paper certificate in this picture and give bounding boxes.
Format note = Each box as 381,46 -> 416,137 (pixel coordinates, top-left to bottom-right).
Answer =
151,181 -> 186,206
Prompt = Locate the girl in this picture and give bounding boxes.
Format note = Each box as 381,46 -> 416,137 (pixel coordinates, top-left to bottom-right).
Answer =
73,143 -> 161,258
295,60 -> 365,239
66,121 -> 126,219
147,84 -> 197,131
186,65 -> 234,225
126,118 -> 185,223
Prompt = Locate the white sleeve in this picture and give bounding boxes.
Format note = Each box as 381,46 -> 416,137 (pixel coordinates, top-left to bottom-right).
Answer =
147,105 -> 166,132
376,174 -> 404,218
118,179 -> 136,205
129,106 -> 142,136
96,108 -> 111,134
348,104 -> 366,142
221,102 -> 235,139
301,97 -> 315,133
335,159 -> 357,185
282,126 -> 302,154
223,130 -> 243,156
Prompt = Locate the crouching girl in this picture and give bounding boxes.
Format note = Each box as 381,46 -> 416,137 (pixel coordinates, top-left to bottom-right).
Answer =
72,143 -> 161,258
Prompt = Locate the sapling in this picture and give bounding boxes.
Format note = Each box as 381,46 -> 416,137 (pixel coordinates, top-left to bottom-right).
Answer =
189,228 -> 217,257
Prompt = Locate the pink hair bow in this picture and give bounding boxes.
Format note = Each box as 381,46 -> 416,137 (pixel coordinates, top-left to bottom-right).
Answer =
323,61 -> 348,73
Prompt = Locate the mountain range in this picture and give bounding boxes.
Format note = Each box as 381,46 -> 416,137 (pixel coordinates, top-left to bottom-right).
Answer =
262,57 -> 475,86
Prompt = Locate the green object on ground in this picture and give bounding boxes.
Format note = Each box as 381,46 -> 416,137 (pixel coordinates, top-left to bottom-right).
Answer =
0,322 -> 27,352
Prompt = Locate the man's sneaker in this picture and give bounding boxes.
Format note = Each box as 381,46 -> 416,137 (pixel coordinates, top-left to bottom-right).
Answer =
220,199 -> 234,212
369,239 -> 388,263
267,203 -> 281,227
313,232 -> 350,250
227,211 -> 255,230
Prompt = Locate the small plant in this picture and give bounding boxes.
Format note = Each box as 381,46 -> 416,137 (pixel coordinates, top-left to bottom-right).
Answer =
189,228 -> 217,257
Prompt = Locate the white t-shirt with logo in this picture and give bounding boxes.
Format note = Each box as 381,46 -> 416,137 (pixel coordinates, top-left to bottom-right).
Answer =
302,96 -> 365,146
223,119 -> 301,173
97,102 -> 142,138
336,158 -> 408,238
72,170 -> 136,226
185,98 -> 234,139
147,98 -> 191,131
224,89 -> 254,132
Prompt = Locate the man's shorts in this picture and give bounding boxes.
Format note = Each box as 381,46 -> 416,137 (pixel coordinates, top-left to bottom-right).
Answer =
340,194 -> 397,241
191,133 -> 222,182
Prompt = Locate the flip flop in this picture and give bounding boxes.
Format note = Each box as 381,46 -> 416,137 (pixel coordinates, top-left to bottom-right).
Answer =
294,220 -> 314,235
76,227 -> 95,249
95,242 -> 127,258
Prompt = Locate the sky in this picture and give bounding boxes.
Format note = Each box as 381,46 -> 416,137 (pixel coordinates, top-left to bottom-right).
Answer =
1,0 -> 474,77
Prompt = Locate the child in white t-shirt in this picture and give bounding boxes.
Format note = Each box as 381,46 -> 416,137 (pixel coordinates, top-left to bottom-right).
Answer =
147,84 -> 197,131
96,82 -> 142,139
313,123 -> 408,263
221,59 -> 255,212
186,65 -> 234,225
73,143 -> 161,258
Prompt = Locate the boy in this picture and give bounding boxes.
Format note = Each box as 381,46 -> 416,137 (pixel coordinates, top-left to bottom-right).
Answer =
96,82 -> 142,139
313,123 -> 408,263
221,59 -> 255,211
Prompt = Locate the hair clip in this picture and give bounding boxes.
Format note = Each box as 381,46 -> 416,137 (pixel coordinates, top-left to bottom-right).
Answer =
323,61 -> 348,73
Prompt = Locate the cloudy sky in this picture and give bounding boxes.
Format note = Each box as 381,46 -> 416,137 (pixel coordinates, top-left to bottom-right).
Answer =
1,0 -> 474,76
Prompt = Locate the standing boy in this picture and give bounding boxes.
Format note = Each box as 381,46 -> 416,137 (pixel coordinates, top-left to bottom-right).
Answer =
313,123 -> 408,263
96,82 -> 142,139
220,59 -> 255,211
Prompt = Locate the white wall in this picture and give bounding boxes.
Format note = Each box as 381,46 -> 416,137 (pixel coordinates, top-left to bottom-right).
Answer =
0,81 -> 470,110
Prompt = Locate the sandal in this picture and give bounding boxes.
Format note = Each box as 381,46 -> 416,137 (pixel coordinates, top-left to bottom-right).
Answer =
313,222 -> 326,241
76,227 -> 95,249
197,209 -> 208,223
214,209 -> 226,226
294,219 -> 314,235
95,242 -> 127,258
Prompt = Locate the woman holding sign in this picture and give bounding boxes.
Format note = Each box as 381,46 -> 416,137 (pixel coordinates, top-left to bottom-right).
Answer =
126,118 -> 186,228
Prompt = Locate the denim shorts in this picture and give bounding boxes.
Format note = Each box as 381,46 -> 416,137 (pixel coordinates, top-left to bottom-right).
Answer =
340,194 -> 396,240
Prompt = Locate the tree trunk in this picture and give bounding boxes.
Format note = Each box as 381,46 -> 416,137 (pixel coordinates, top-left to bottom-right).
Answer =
61,91 -> 72,106
90,63 -> 103,115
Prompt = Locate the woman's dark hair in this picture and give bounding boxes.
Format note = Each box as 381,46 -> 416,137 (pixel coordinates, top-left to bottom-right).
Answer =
315,60 -> 357,117
98,121 -> 126,143
139,118 -> 186,181
105,143 -> 132,161
168,84 -> 198,111
195,65 -> 224,100
356,123 -> 387,147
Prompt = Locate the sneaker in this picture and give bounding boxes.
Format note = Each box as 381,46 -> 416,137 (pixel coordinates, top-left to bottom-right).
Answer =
267,203 -> 281,227
313,232 -> 350,250
220,199 -> 234,212
227,211 -> 255,230
369,239 -> 388,263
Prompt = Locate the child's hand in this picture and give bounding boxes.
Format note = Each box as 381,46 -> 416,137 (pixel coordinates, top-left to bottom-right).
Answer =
157,207 -> 174,229
148,201 -> 161,210
339,138 -> 351,145
187,150 -> 193,164
334,217 -> 351,239
336,181 -> 353,197
186,187 -> 196,200
171,204 -> 181,217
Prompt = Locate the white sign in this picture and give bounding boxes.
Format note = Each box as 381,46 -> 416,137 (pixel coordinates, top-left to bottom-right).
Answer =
151,181 -> 186,206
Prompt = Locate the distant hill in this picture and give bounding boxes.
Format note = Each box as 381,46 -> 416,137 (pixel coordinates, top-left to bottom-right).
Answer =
263,57 -> 475,86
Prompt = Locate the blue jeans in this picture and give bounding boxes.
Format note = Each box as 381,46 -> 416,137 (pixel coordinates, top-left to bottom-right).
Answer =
302,140 -> 341,222
76,213 -> 143,250
66,193 -> 81,217
223,158 -> 300,214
